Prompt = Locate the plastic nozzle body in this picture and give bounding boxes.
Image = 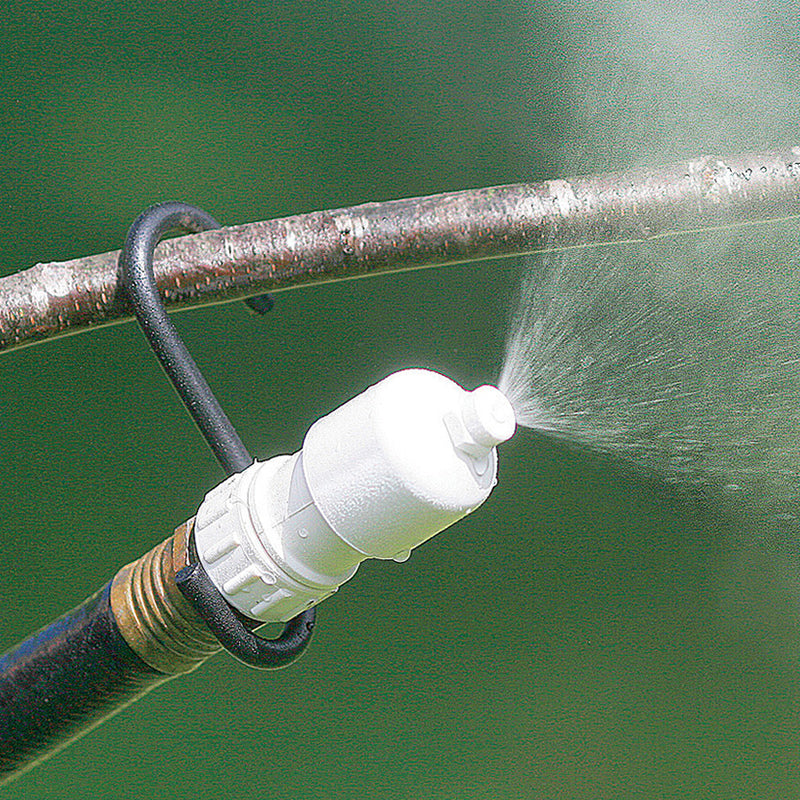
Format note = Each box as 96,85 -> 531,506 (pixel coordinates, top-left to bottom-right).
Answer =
193,369 -> 516,622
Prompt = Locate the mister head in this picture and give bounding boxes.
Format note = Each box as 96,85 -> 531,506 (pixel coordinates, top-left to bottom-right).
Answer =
193,369 -> 516,623
463,385 -> 517,447
447,384 -> 516,460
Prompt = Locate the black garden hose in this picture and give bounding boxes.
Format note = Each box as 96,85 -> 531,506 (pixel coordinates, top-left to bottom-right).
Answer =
0,583 -> 167,782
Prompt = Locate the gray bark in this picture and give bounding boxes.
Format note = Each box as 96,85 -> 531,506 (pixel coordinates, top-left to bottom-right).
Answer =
1,150 -> 799,353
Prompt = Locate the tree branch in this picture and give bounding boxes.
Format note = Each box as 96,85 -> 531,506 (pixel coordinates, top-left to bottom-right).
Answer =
2,149 -> 799,353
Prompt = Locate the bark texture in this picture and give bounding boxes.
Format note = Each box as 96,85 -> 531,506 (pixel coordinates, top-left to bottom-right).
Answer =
1,150 -> 799,353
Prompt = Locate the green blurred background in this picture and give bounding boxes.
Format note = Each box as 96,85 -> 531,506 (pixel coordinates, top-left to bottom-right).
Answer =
2,1 -> 800,797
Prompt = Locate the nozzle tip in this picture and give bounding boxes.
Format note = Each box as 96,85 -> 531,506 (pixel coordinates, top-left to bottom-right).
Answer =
463,385 -> 517,448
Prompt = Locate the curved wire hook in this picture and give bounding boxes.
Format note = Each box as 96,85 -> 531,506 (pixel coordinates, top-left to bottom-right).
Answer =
120,201 -> 315,668
119,202 -> 250,474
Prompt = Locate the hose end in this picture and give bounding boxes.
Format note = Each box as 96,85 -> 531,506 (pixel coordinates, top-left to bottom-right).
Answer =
110,520 -> 221,675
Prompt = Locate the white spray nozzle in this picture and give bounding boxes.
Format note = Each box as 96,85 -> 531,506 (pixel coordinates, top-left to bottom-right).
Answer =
193,369 -> 516,623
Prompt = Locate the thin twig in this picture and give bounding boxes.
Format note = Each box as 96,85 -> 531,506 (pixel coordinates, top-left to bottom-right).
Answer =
1,149 -> 799,353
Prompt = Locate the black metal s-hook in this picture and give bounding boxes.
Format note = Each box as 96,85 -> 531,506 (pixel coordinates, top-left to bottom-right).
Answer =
120,201 -> 315,669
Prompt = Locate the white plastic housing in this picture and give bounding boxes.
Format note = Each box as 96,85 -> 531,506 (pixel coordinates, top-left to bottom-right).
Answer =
193,368 -> 516,622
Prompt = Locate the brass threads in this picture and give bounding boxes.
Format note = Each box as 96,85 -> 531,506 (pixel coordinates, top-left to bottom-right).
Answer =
110,519 -> 221,675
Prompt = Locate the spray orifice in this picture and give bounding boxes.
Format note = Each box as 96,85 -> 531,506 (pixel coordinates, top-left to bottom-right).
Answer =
194,368 -> 517,623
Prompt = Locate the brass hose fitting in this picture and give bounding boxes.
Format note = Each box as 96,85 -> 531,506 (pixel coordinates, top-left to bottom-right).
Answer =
110,519 -> 221,675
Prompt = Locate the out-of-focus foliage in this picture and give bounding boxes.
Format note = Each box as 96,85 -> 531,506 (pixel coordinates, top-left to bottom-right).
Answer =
2,2 -> 800,798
